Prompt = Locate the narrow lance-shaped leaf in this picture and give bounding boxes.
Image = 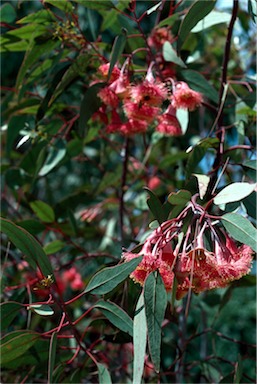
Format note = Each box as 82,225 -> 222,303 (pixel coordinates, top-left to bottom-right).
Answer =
78,82 -> 105,138
94,300 -> 133,336
108,29 -> 127,81
48,332 -> 57,384
1,331 -> 41,365
1,302 -> 24,329
221,213 -> 257,252
181,70 -> 219,104
16,39 -> 59,92
144,272 -> 167,373
191,10 -> 231,33
177,0 -> 216,51
133,292 -> 147,384
144,187 -> 166,224
28,304 -> 54,316
39,139 -> 66,177
97,363 -> 112,384
44,0 -> 74,13
84,257 -> 143,295
0,217 -> 53,276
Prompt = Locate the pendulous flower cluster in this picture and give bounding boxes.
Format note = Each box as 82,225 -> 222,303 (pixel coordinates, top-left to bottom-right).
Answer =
93,61 -> 203,136
123,196 -> 253,299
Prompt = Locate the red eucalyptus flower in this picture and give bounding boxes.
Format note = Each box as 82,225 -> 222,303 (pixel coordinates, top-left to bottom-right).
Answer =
124,195 -> 253,299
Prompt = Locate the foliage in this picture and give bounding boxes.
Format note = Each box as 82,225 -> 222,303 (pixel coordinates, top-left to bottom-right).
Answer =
1,0 -> 256,383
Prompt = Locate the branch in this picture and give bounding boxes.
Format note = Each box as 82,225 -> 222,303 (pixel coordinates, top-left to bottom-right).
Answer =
119,137 -> 130,244
206,0 -> 239,199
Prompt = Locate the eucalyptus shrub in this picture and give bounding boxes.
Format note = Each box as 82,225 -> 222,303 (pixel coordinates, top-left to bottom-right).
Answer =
1,1 -> 256,383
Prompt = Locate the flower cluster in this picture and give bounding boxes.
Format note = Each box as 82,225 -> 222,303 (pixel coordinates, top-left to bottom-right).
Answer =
123,197 -> 253,299
94,61 -> 203,136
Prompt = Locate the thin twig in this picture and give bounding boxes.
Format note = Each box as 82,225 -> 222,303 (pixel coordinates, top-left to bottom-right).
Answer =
119,137 -> 130,244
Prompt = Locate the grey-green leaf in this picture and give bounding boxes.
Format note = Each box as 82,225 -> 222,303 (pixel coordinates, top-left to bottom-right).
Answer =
221,213 -> 257,252
39,139 -> 66,176
163,42 -> 187,68
0,217 -> 53,276
48,332 -> 57,384
133,292 -> 147,384
97,363 -> 112,384
144,272 -> 167,373
177,0 -> 216,51
84,257 -> 143,295
108,30 -> 127,80
94,300 -> 133,336
214,182 -> 257,206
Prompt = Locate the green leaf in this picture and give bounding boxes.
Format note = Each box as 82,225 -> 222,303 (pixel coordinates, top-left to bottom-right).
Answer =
0,217 -> 53,276
43,240 -> 65,255
1,331 -> 41,365
100,1 -> 131,32
181,70 -> 219,104
94,300 -> 133,336
133,292 -> 147,384
1,302 -> 23,329
144,187 -> 165,224
45,0 -> 74,13
177,0 -> 216,51
73,0 -> 115,10
108,30 -> 127,80
242,159 -> 257,171
16,39 -> 59,91
163,42 -> 187,68
0,39 -> 29,52
1,3 -> 16,23
4,24 -> 47,40
157,14 -> 179,28
28,304 -> 54,316
6,115 -> 28,156
39,139 -> 66,176
17,9 -> 54,24
144,272 -> 167,373
48,332 -> 58,384
234,354 -> 243,384
36,65 -> 70,121
30,200 -> 55,223
49,53 -> 89,104
191,10 -> 231,33
168,189 -> 192,206
97,363 -> 112,384
221,213 -> 257,252
84,257 -> 143,295
248,0 -> 257,23
243,192 -> 256,220
214,182 -> 257,206
185,145 -> 206,179
17,220 -> 45,236
78,83 -> 105,137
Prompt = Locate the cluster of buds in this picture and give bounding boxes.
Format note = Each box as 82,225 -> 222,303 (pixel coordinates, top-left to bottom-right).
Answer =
18,263 -> 84,298
123,196 -> 253,299
94,60 -> 203,136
